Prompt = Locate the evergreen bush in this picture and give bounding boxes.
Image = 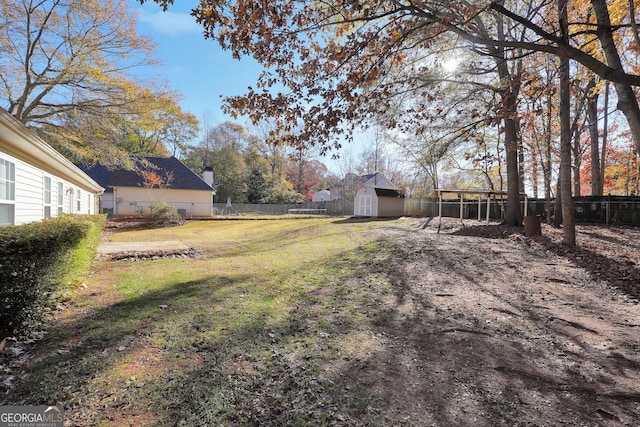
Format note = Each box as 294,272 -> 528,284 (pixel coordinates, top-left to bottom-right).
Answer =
0,215 -> 104,338
149,201 -> 183,225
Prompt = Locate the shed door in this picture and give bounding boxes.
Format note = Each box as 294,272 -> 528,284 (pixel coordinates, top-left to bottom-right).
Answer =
358,194 -> 372,216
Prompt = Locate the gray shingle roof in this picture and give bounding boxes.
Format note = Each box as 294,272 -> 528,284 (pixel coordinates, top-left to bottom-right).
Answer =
78,156 -> 214,192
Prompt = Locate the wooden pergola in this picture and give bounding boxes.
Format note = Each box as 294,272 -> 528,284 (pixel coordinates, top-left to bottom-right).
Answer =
434,189 -> 529,228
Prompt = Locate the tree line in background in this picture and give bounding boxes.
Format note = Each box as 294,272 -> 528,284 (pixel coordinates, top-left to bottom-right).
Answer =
5,1 -> 640,244
179,119 -> 410,205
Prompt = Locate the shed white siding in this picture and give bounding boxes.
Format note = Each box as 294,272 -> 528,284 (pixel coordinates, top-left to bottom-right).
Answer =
354,187 -> 377,217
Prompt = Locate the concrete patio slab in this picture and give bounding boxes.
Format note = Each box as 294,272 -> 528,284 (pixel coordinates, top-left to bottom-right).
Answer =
97,240 -> 190,255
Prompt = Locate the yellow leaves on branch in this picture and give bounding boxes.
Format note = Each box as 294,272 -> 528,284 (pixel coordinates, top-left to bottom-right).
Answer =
608,0 -> 634,23
0,0 -> 159,123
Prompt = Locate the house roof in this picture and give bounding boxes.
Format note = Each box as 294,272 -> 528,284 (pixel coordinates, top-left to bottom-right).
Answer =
0,108 -> 103,194
79,156 -> 215,193
330,172 -> 377,190
80,164 -> 112,192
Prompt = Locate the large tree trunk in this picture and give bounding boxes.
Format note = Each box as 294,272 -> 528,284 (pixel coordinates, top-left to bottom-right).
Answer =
572,128 -> 582,197
559,0 -> 576,245
601,81 -> 610,191
531,146 -> 539,199
503,112 -> 522,225
587,78 -> 603,195
471,9 -> 522,224
544,144 -> 553,224
553,168 -> 562,227
518,139 -> 525,194
591,0 -> 640,154
570,86 -> 588,198
544,75 -> 554,224
496,17 -> 521,225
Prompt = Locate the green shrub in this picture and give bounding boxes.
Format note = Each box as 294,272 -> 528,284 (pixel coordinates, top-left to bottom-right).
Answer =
60,214 -> 106,287
0,215 -> 104,338
149,201 -> 183,225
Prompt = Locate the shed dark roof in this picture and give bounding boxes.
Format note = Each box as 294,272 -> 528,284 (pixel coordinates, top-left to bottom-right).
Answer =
78,157 -> 214,192
374,188 -> 404,198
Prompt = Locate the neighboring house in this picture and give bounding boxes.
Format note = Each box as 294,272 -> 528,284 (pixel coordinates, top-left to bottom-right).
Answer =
80,157 -> 216,218
361,173 -> 396,189
311,189 -> 331,202
354,187 -> 405,217
0,108 -> 103,226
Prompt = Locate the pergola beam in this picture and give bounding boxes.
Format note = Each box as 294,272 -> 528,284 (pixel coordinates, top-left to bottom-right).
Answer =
435,189 -> 529,230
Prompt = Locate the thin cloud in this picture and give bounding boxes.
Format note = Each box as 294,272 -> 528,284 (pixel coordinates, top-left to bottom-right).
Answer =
139,10 -> 200,36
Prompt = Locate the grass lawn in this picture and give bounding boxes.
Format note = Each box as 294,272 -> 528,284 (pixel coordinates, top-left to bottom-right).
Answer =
3,218 -> 402,426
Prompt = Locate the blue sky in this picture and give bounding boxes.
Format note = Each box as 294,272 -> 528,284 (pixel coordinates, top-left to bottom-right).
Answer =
132,1 -> 260,126
130,1 -> 374,174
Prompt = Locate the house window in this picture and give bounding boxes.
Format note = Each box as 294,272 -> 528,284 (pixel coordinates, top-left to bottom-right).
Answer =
44,176 -> 51,219
76,189 -> 81,212
0,158 -> 15,226
57,182 -> 64,214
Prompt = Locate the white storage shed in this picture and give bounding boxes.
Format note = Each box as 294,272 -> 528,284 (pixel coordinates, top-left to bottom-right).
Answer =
354,187 -> 405,217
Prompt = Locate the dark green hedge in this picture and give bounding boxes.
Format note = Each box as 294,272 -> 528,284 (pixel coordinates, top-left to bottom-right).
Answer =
0,215 -> 105,338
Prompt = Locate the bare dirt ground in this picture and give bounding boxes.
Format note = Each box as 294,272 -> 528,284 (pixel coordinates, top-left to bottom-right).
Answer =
364,218 -> 640,426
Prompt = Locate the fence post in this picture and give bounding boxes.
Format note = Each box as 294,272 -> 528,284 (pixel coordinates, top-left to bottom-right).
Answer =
606,194 -> 611,226
486,195 -> 491,223
438,191 -> 443,228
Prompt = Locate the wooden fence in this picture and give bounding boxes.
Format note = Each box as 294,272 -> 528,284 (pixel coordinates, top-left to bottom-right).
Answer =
213,196 -> 640,226
526,196 -> 640,226
213,199 -> 354,216
407,196 -> 640,226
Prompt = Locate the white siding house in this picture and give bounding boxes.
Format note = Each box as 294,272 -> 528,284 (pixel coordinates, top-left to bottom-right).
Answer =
0,108 -> 103,226
311,189 -> 331,202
